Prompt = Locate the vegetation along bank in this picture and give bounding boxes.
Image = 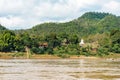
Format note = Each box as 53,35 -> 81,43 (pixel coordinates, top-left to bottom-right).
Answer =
0,12 -> 120,58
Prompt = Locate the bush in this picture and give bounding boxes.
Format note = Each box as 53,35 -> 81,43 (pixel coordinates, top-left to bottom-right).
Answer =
57,53 -> 70,58
31,47 -> 45,54
45,48 -> 53,54
97,47 -> 109,56
111,44 -> 120,53
11,52 -> 24,57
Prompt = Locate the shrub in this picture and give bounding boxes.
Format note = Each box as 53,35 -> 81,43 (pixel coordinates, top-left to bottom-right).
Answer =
57,53 -> 70,58
31,47 -> 45,54
97,47 -> 109,56
12,52 -> 24,57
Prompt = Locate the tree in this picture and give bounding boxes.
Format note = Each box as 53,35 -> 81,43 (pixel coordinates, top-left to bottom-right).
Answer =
68,34 -> 79,44
14,34 -> 25,52
0,30 -> 15,52
110,30 -> 120,44
45,33 -> 61,48
110,30 -> 120,53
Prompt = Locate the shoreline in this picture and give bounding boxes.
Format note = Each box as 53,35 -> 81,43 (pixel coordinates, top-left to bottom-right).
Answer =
0,52 -> 120,60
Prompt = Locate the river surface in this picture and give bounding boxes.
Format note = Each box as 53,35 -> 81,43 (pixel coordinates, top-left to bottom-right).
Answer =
0,59 -> 120,80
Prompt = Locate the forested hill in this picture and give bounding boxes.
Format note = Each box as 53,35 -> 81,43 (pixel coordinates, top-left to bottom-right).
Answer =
18,12 -> 120,37
0,12 -> 120,54
0,24 -> 7,31
80,12 -> 110,19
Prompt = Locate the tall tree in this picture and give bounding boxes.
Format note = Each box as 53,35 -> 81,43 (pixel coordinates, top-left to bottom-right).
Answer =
0,30 -> 15,52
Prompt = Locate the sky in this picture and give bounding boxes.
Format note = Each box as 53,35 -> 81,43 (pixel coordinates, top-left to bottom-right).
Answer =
0,0 -> 120,30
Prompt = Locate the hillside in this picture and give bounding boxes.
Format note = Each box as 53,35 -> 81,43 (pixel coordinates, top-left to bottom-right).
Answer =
16,12 -> 120,37
0,12 -> 120,56
0,24 -> 7,31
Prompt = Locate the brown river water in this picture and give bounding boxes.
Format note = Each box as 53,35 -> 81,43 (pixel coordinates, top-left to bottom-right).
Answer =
0,59 -> 120,80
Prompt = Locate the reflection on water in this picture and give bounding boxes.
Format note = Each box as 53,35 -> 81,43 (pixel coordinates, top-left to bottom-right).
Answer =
0,59 -> 120,80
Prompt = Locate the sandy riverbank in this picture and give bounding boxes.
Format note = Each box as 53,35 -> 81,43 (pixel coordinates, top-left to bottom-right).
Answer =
0,52 -> 120,59
0,52 -> 100,59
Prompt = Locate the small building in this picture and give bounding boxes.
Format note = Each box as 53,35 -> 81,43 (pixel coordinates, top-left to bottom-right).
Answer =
79,39 -> 84,47
39,42 -> 48,48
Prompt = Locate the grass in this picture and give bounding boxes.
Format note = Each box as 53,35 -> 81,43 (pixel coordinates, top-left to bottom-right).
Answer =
0,52 -> 120,59
0,52 -> 26,59
99,52 -> 120,59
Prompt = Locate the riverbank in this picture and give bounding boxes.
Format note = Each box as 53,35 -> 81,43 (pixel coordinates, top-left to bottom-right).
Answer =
0,52 -> 120,59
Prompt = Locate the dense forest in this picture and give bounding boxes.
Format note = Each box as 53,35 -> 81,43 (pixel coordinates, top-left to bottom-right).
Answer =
0,12 -> 120,57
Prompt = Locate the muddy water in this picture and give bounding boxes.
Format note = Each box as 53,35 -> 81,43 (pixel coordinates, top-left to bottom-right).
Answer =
0,59 -> 120,80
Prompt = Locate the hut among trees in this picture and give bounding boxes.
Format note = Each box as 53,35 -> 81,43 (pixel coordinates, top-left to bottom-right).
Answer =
39,42 -> 48,48
79,39 -> 85,47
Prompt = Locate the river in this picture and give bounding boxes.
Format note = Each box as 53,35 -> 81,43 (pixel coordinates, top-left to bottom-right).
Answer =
0,59 -> 120,80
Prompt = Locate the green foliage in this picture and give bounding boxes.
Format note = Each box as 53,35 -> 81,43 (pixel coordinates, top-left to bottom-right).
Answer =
16,12 -> 120,37
97,46 -> 109,56
45,33 -> 61,48
0,30 -> 15,52
14,34 -> 25,52
31,47 -> 45,54
110,30 -> 120,44
0,12 -> 120,57
57,53 -> 70,58
111,44 -> 120,53
110,30 -> 120,53
80,12 -> 110,19
97,15 -> 120,33
11,52 -> 24,57
68,34 -> 79,44
0,24 -> 7,31
46,48 -> 53,54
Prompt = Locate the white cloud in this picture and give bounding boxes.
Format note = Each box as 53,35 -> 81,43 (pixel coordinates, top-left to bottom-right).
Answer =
0,0 -> 120,30
0,16 -> 25,29
34,0 -> 97,18
0,0 -> 24,15
101,1 -> 120,15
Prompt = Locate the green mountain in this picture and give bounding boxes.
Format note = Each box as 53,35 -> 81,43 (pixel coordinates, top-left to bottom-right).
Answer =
0,12 -> 120,54
19,12 -> 119,37
80,12 -> 110,19
0,24 -> 7,31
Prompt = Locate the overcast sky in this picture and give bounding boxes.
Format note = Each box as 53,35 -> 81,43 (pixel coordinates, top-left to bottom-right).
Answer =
0,0 -> 120,30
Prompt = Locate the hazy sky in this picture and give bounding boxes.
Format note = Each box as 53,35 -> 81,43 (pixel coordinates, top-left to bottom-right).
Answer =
0,0 -> 120,30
